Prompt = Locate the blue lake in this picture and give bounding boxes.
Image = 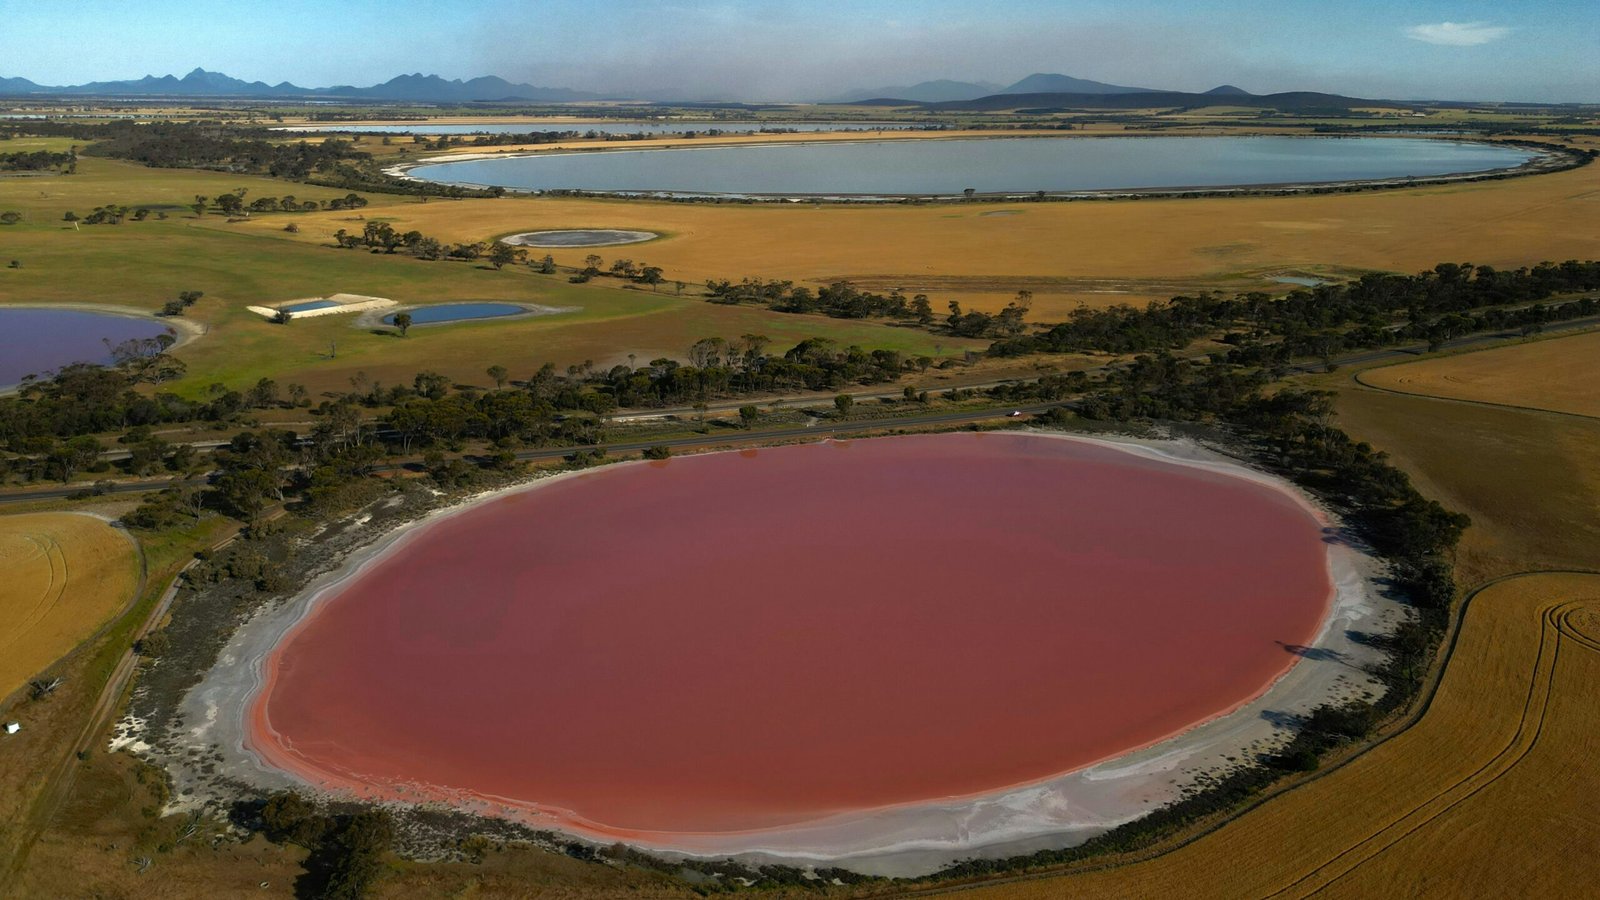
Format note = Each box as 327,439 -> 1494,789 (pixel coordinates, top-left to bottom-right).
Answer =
277,121 -> 899,136
0,307 -> 174,390
405,136 -> 1534,198
384,303 -> 528,326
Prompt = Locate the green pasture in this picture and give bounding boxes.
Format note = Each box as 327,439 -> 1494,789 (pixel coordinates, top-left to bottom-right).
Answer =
0,157 -> 974,395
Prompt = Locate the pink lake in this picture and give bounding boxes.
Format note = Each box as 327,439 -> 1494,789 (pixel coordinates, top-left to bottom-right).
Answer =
251,432 -> 1332,838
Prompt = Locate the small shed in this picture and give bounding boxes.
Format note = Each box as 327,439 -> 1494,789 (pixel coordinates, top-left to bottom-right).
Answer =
3,722 -> 19,735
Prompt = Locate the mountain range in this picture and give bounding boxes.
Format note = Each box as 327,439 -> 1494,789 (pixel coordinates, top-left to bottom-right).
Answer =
997,73 -> 1160,95
0,68 -> 603,102
827,72 -> 1203,104
831,74 -> 1259,105
911,89 -> 1383,113
825,79 -> 1005,104
0,67 -> 1267,105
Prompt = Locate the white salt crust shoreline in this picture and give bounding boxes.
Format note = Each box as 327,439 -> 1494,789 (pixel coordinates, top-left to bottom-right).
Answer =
378,136 -> 1561,202
146,431 -> 1400,877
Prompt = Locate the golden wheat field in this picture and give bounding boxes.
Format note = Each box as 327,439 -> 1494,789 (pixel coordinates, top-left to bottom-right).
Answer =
1334,383 -> 1600,585
0,514 -> 141,701
1359,329 -> 1600,419
941,573 -> 1600,900
224,135 -> 1600,317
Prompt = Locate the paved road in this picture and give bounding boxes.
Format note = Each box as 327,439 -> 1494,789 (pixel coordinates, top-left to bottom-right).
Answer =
0,475 -> 210,505
610,375 -> 1034,422
516,402 -> 1054,459
0,404 -> 1052,505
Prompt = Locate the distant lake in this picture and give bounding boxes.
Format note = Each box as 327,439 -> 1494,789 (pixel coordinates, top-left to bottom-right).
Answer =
276,121 -> 900,136
405,136 -> 1534,198
0,308 -> 173,391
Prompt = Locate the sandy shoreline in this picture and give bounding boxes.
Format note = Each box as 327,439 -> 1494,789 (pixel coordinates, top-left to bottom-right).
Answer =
142,430 -> 1399,877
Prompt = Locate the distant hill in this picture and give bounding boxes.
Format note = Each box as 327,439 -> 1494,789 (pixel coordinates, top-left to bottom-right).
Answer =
50,69 -> 286,97
919,89 -> 1402,112
997,73 -> 1160,95
0,76 -> 44,94
0,68 -> 603,102
322,73 -> 601,103
825,79 -> 1002,104
1204,84 -> 1253,96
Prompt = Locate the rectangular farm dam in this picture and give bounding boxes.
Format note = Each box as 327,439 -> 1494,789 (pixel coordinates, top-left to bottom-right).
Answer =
246,293 -> 395,320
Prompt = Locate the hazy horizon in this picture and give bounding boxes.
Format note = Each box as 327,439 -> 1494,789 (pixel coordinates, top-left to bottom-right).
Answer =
2,0 -> 1596,103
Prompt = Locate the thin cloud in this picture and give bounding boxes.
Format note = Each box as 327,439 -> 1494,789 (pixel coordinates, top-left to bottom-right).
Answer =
1404,22 -> 1511,47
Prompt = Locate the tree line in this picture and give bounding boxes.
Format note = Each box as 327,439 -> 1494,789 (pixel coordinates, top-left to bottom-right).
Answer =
0,327 -> 920,491
705,276 -> 1032,336
55,190 -> 369,227
85,122 -> 367,178
989,259 -> 1600,359
0,119 -> 469,197
0,148 -> 75,172
324,227 -> 671,286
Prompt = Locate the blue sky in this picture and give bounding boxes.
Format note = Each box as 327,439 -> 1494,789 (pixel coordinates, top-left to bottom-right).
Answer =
1,0 -> 1594,101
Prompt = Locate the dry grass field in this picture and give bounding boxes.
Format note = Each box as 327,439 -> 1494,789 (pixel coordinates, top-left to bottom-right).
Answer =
1333,385 -> 1600,586
1359,329 -> 1600,419
224,135 -> 1600,316
1332,328 -> 1600,587
941,573 -> 1600,900
0,513 -> 139,702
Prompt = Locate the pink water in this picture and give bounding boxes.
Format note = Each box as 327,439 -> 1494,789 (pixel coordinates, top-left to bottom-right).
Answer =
252,433 -> 1332,837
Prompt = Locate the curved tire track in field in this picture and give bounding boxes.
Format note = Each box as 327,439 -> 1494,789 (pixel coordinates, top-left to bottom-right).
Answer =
885,571 -> 1599,900
1281,580 -> 1599,897
0,533 -> 69,658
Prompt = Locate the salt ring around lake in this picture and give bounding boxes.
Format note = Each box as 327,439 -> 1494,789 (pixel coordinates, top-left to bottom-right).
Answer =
502,229 -> 659,248
190,432 -> 1387,874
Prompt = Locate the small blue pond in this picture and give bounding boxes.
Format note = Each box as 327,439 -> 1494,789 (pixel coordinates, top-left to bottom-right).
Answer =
1273,276 -> 1327,287
281,299 -> 344,313
281,297 -> 344,312
383,303 -> 527,326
